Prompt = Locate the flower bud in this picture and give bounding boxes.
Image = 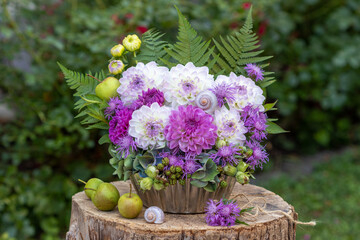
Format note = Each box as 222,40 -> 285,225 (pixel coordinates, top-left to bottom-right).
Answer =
156,163 -> 164,171
108,60 -> 124,75
153,181 -> 165,191
122,34 -> 141,52
170,166 -> 176,173
175,166 -> 182,173
237,161 -> 249,173
162,157 -> 169,166
217,166 -> 223,173
165,170 -> 171,176
236,172 -> 249,185
145,165 -> 158,179
165,182 -> 169,187
224,164 -> 237,177
175,173 -> 182,179
170,174 -> 177,180
216,139 -> 227,149
179,179 -> 185,185
170,179 -> 176,185
246,148 -> 253,158
220,180 -> 228,188
140,177 -> 153,191
110,44 -> 125,57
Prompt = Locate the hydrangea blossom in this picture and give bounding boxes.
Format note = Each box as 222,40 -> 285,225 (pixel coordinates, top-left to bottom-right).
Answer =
215,73 -> 265,111
205,199 -> 241,227
129,102 -> 171,149
163,62 -> 214,107
241,105 -> 268,142
214,106 -> 247,145
246,140 -> 269,169
109,107 -> 133,145
117,61 -> 169,105
164,105 -> 217,158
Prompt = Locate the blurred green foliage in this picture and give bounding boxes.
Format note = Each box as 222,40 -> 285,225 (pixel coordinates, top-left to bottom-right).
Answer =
262,147 -> 360,239
0,0 -> 359,239
261,0 -> 360,152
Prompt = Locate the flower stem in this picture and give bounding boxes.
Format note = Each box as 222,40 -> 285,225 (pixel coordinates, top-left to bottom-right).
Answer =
133,52 -> 138,64
129,183 -> 132,198
78,179 -> 87,185
86,74 -> 102,83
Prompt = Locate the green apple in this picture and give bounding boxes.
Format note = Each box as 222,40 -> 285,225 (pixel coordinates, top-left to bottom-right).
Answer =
79,178 -> 104,200
95,77 -> 120,101
91,183 -> 120,211
118,185 -> 143,219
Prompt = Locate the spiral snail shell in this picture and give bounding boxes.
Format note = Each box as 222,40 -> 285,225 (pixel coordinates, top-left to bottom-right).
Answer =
195,90 -> 218,114
144,206 -> 165,224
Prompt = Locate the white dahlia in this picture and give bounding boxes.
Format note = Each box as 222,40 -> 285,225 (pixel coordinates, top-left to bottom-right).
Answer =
215,72 -> 265,111
128,102 -> 171,149
214,106 -> 247,145
117,61 -> 169,105
163,62 -> 214,107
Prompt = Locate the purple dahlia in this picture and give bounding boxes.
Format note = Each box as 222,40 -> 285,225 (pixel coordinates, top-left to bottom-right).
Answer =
104,97 -> 124,120
164,105 -> 217,158
132,88 -> 165,109
109,107 -> 133,145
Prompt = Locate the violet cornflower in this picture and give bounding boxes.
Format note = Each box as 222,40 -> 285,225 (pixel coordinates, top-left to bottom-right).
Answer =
205,198 -> 241,227
244,63 -> 264,81
116,135 -> 137,158
241,105 -> 268,142
246,140 -> 269,169
183,159 -> 201,175
133,88 -> 165,109
210,145 -> 240,167
104,97 -> 124,120
210,82 -> 237,107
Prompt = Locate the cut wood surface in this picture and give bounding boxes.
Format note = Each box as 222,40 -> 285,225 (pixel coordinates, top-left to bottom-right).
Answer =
66,181 -> 297,240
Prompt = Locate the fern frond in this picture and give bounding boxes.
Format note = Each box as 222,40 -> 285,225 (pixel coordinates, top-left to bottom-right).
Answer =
136,29 -> 168,64
59,63 -> 109,130
213,6 -> 275,83
163,6 -> 214,68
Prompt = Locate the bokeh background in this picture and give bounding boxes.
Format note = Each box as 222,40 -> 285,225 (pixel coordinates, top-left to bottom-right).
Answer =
1,0 -> 359,239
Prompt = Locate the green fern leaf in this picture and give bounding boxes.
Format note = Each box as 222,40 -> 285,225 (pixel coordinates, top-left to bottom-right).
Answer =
136,29 -> 168,64
163,6 -> 214,67
213,6 -> 275,84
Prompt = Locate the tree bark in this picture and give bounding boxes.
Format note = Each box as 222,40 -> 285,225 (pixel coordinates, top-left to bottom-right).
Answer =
66,181 -> 297,240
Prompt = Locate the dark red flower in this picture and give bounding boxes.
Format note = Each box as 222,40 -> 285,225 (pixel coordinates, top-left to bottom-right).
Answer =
242,2 -> 251,9
136,26 -> 148,34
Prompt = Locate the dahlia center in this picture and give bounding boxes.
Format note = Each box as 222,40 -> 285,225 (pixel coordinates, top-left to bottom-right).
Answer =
145,120 -> 162,138
181,80 -> 195,93
130,75 -> 145,89
238,85 -> 247,95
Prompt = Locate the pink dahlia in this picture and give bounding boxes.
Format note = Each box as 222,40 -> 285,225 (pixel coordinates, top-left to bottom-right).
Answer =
164,105 -> 217,157
109,108 -> 133,145
133,88 -> 165,109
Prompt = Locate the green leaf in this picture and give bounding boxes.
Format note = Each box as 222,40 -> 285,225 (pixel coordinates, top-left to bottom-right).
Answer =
264,100 -> 278,112
137,152 -> 155,169
191,171 -> 206,180
190,179 -> 208,188
235,219 -> 249,225
98,134 -> 111,145
266,121 -> 289,134
204,182 -> 217,192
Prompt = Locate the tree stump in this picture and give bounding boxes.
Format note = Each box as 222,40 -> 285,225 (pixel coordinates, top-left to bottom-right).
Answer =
66,181 -> 297,240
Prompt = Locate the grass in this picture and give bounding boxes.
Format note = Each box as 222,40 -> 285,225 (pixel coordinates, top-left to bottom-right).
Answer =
259,147 -> 360,240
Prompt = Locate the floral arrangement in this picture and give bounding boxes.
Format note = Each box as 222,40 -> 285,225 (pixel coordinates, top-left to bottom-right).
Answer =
59,7 -> 285,193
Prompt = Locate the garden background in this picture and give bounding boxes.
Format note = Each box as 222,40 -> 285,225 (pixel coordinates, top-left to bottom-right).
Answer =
0,0 -> 359,239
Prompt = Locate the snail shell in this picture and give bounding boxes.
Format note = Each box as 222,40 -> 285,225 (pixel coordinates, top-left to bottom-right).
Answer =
195,90 -> 218,114
144,206 -> 165,224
